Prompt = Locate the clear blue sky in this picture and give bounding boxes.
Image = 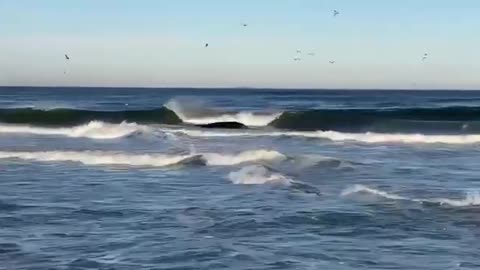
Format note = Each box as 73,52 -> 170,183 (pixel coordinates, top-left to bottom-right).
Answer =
1,0 -> 479,89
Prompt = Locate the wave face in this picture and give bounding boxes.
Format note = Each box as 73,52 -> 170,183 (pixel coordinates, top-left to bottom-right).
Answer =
0,121 -> 149,139
342,184 -> 480,207
0,107 -> 181,126
270,107 -> 480,133
165,99 -> 280,127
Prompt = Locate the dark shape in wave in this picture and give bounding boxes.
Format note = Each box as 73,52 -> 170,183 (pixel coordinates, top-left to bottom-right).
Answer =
3,106 -> 480,134
0,107 -> 182,126
195,121 -> 247,129
269,107 -> 480,134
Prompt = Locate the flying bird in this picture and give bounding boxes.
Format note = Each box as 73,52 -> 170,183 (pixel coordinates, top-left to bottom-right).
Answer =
333,10 -> 340,17
422,53 -> 428,61
64,54 -> 70,60
205,43 -> 209,48
308,52 -> 315,56
296,50 -> 302,54
242,23 -> 248,27
293,57 -> 302,62
329,61 -> 336,64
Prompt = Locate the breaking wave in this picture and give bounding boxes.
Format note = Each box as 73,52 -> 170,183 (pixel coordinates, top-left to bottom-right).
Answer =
342,184 -> 480,207
163,128 -> 480,144
165,99 -> 280,127
0,149 -> 287,168
0,151 -> 197,167
4,120 -> 480,144
0,121 -> 149,139
228,165 -> 293,186
3,104 -> 480,133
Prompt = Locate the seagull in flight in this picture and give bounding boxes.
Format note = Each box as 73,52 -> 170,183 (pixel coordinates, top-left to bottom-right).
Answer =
205,43 -> 209,48
296,50 -> 302,54
308,52 -> 315,56
293,57 -> 302,62
242,23 -> 248,27
64,54 -> 70,60
329,61 -> 336,64
333,10 -> 340,17
422,53 -> 428,61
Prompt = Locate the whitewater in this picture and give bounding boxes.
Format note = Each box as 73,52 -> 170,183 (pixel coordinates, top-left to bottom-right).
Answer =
3,121 -> 480,144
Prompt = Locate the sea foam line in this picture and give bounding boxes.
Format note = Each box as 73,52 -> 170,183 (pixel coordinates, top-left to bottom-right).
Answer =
4,121 -> 480,145
0,121 -> 148,140
0,149 -> 285,168
165,128 -> 480,144
342,184 -> 480,207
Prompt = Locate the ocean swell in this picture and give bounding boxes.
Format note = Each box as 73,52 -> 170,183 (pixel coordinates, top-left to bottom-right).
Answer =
269,107 -> 480,133
0,107 -> 181,126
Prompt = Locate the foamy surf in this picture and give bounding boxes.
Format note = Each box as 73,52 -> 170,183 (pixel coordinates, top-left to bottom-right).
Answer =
228,165 -> 293,186
0,149 -> 287,168
163,128 -> 480,144
0,151 -> 196,167
0,121 -> 148,140
342,184 -> 480,207
204,150 -> 286,166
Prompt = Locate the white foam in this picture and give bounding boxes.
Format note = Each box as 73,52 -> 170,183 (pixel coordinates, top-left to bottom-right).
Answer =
341,184 -> 409,200
228,165 -> 292,186
0,149 -> 286,168
310,131 -> 480,145
342,184 -> 480,207
165,100 -> 280,127
0,151 -> 194,167
163,128 -> 480,145
204,149 -> 286,166
0,121 -> 148,140
428,192 -> 480,207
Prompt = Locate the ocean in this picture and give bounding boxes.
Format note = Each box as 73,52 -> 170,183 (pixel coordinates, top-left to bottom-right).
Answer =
1,87 -> 480,269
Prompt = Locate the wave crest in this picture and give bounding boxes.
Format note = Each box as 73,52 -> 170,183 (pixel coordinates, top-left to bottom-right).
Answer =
228,165 -> 292,185
342,184 -> 480,207
165,99 -> 280,127
0,149 -> 287,168
165,128 -> 480,144
0,151 -> 196,167
0,121 -> 148,139
204,149 -> 286,166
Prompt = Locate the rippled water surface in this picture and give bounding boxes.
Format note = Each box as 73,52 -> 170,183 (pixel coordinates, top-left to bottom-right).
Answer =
1,87 -> 480,269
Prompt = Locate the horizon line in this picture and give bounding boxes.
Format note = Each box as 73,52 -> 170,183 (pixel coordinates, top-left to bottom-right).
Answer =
1,85 -> 480,91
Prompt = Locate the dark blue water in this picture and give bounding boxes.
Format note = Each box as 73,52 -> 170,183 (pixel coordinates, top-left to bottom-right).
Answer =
1,87 -> 480,269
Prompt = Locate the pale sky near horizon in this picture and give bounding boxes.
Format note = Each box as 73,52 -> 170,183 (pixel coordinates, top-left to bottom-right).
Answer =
1,0 -> 479,89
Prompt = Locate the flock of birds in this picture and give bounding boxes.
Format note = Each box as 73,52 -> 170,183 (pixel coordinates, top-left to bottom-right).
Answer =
62,9 -> 429,73
205,10 -> 344,64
